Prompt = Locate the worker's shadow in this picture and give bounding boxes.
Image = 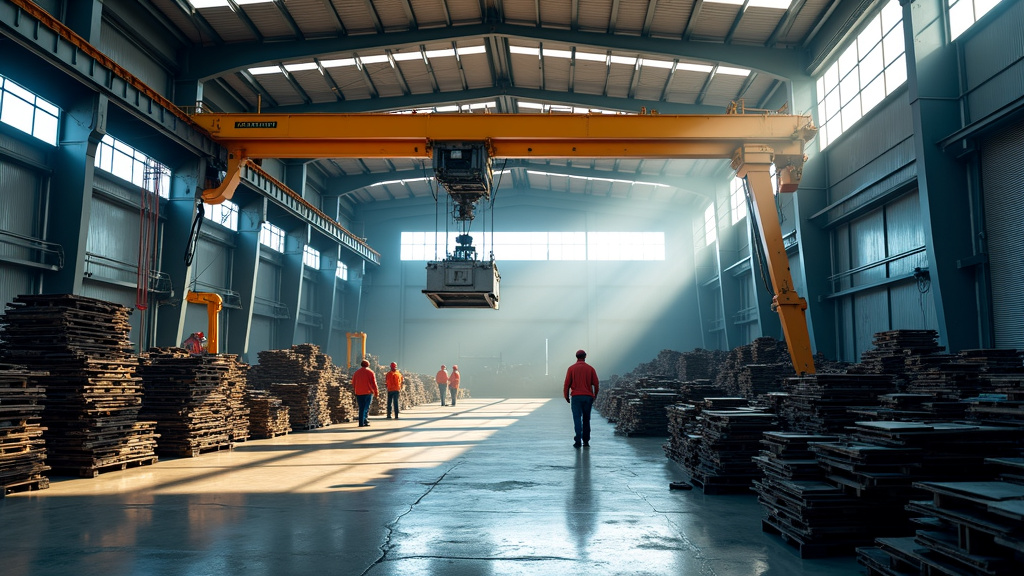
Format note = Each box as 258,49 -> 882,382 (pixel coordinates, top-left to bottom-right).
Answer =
565,448 -> 597,559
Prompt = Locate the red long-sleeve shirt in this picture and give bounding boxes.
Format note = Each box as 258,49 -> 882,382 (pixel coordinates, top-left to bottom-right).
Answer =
386,369 -> 403,392
448,370 -> 461,389
435,369 -> 449,385
564,360 -> 599,400
352,367 -> 378,396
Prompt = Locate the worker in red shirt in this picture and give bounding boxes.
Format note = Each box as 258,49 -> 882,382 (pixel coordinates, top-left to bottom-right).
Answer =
564,349 -> 599,448
435,364 -> 449,406
352,359 -> 378,427
385,362 -> 403,419
448,365 -> 461,406
181,331 -> 206,355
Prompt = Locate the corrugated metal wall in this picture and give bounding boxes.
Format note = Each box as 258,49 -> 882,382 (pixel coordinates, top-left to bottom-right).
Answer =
87,196 -> 140,264
191,238 -> 232,290
97,20 -> 169,97
0,152 -> 43,306
962,0 -> 1024,123
980,119 -> 1024,349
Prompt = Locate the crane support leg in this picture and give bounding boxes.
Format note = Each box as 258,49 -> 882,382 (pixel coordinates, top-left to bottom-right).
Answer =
733,145 -> 816,375
187,291 -> 224,354
201,149 -> 243,205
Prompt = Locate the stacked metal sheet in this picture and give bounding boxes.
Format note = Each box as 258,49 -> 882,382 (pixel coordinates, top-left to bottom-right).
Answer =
138,348 -> 236,457
690,409 -> 779,494
714,337 -> 790,397
736,363 -> 791,399
0,294 -> 158,477
676,348 -> 728,382
753,432 -> 863,558
249,344 -> 336,429
327,372 -> 355,424
0,364 -> 49,495
223,359 -> 250,442
969,375 -> 1024,427
780,373 -> 898,434
881,480 -> 1024,576
244,390 -> 291,438
615,388 -> 682,436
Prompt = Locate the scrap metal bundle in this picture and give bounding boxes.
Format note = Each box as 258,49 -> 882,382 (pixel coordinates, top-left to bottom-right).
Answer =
690,409 -> 779,494
676,348 -> 728,382
249,344 -> 336,429
615,388 -> 682,436
244,390 -> 291,438
0,364 -> 49,495
327,372 -> 355,424
714,337 -> 790,397
779,373 -> 898,434
138,348 -> 239,457
0,294 -> 158,477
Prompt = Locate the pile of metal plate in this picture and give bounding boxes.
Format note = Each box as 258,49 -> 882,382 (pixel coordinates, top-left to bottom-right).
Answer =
780,373 -> 898,434
714,337 -> 790,397
0,294 -> 158,477
736,363 -> 791,399
0,364 -> 49,496
615,388 -> 683,436
690,409 -> 778,494
852,330 -> 944,385
138,348 -> 237,457
326,372 -> 355,424
753,432 -> 866,558
859,480 -> 1024,576
664,397 -> 748,470
244,390 -> 291,438
969,375 -> 1024,427
676,348 -> 728,382
249,344 -> 336,429
223,359 -> 250,442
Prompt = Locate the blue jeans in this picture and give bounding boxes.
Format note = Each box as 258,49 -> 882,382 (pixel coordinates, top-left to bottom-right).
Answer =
449,387 -> 457,406
356,394 -> 374,426
570,395 -> 594,444
387,391 -> 400,417
438,384 -> 448,405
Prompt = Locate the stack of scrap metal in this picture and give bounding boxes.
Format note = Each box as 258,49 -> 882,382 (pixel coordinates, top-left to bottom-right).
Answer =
0,364 -> 49,495
736,363 -> 791,399
847,393 -> 940,422
969,375 -> 1024,427
396,372 -> 433,409
249,344 -> 335,429
780,373 -> 898,434
853,330 -> 944,384
0,294 -> 158,477
138,348 -> 234,457
676,348 -> 728,382
615,388 -> 682,436
691,409 -> 778,494
896,480 -> 1024,576
596,384 -> 635,422
223,359 -> 249,442
327,371 -> 355,424
753,432 -> 868,558
714,337 -> 790,397
244,390 -> 291,438
664,397 -> 748,473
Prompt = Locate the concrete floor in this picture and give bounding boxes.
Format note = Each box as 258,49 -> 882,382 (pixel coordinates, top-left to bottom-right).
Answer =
1,398 -> 864,576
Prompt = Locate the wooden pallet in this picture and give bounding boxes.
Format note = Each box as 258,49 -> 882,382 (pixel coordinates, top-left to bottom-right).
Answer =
761,516 -> 862,558
174,443 -> 233,458
1,476 -> 50,498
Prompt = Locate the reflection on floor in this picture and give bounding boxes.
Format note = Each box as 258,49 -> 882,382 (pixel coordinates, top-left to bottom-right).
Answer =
1,398 -> 862,576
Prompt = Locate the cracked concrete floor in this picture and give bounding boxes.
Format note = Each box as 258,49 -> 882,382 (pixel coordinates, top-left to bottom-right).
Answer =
1,398 -> 863,576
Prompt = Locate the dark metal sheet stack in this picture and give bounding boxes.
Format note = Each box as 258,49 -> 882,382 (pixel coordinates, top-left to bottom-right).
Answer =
223,359 -> 250,442
0,364 -> 49,496
676,348 -> 728,382
138,348 -> 237,457
780,373 -> 898,434
690,409 -> 778,494
854,330 -> 944,384
714,337 -> 790,397
664,397 -> 749,471
753,432 -> 868,558
896,481 -> 1024,576
327,372 -> 355,424
249,344 -> 336,429
615,389 -> 682,436
969,374 -> 1024,427
0,294 -> 158,477
244,390 -> 291,439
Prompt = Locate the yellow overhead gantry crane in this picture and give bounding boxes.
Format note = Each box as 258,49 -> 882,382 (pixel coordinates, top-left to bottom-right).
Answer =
189,112 -> 817,375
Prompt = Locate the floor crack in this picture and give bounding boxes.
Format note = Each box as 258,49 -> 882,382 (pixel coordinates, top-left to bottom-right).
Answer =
361,461 -> 462,575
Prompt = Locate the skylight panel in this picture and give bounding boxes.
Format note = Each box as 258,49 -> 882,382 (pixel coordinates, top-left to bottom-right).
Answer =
642,59 -> 675,69
509,46 -> 540,56
676,62 -> 714,73
321,58 -> 356,68
249,65 -> 281,75
456,46 -> 487,56
717,66 -> 751,76
359,55 -> 390,65
392,52 -> 422,62
574,51 -> 607,63
425,48 -> 456,59
609,55 -> 637,66
542,48 -> 574,59
284,62 -> 318,72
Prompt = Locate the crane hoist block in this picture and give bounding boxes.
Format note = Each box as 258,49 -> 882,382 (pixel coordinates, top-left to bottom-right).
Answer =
423,260 -> 500,309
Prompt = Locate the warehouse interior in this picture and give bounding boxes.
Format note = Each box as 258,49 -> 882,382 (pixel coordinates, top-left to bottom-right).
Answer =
1,0 -> 1023,575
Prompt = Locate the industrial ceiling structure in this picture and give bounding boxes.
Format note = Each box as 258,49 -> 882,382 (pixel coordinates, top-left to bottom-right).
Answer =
137,0 -> 847,207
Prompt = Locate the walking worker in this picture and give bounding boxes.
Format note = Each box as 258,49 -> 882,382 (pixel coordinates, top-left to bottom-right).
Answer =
352,360 -> 378,427
386,362 -> 403,419
448,365 -> 461,406
435,364 -> 449,406
564,349 -> 599,448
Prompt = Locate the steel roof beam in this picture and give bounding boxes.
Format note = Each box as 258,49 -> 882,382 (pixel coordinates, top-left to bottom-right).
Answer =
182,22 -> 807,81
724,1 -> 751,45
682,0 -> 704,41
226,0 -> 263,41
642,0 -> 659,37
766,0 -> 808,48
266,86 -> 726,115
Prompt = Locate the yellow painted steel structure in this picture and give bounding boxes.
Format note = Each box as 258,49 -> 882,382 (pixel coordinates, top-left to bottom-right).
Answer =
186,291 -> 224,354
191,112 -> 817,374
346,332 -> 367,370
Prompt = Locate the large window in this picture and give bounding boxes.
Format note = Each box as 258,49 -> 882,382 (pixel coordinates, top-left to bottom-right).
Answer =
260,222 -> 285,252
400,231 -> 663,261
0,74 -> 59,145
704,205 -> 717,247
336,262 -> 348,281
949,0 -> 1004,39
730,178 -> 747,225
816,0 -> 906,149
95,134 -> 171,197
302,245 -> 320,269
205,199 -> 238,231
